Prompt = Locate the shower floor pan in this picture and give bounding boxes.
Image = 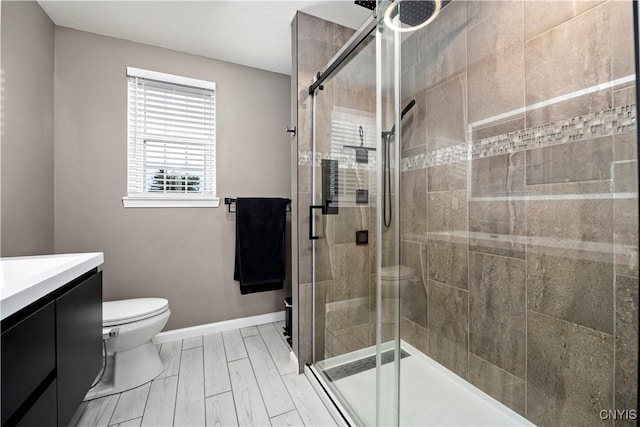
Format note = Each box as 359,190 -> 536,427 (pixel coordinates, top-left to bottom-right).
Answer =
312,340 -> 533,426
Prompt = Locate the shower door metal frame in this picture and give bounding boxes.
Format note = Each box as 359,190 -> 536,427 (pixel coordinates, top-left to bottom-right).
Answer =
309,17 -> 378,95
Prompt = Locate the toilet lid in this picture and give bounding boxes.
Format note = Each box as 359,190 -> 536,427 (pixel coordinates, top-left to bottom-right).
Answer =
103,298 -> 169,326
380,265 -> 415,281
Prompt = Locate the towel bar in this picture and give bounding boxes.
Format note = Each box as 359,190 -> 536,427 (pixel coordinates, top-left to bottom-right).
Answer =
224,197 -> 292,213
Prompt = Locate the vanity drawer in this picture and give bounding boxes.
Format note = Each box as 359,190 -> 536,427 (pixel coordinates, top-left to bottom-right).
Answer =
1,301 -> 56,425
16,380 -> 57,427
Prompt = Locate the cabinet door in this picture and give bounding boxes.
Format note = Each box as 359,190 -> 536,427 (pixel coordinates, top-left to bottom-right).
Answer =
1,302 -> 56,425
16,380 -> 57,427
56,271 -> 103,427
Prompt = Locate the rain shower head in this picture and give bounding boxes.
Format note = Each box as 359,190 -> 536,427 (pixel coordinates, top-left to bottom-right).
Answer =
355,1 -> 448,32
384,0 -> 441,32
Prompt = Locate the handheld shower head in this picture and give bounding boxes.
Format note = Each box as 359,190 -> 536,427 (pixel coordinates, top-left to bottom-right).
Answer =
382,99 -> 416,229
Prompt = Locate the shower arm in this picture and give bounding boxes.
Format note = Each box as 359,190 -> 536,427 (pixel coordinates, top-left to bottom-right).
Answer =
382,99 -> 416,138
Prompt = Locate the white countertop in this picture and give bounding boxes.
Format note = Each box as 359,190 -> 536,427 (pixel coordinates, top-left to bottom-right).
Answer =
0,252 -> 104,321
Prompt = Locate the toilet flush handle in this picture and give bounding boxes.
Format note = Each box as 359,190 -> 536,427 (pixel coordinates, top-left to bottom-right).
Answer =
102,327 -> 119,340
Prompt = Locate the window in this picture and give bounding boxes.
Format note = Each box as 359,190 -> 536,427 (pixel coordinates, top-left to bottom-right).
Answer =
123,67 -> 219,207
330,106 -> 376,204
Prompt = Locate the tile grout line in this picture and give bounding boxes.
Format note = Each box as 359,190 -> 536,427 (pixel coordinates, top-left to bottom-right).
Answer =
107,393 -> 122,426
203,333 -> 232,398
261,323 -> 301,418
261,323 -> 312,422
136,363 -> 156,426
223,329 -> 249,363
221,332 -> 241,427
242,330 -> 278,420
199,345 -> 206,427
171,339 -> 183,427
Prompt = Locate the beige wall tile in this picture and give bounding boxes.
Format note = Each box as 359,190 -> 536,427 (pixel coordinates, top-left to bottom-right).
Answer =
427,238 -> 469,290
524,4 -> 611,126
401,319 -> 428,356
401,241 -> 428,328
472,152 -> 525,197
527,251 -> 614,334
401,168 -> 428,235
615,275 -> 639,412
526,198 -> 613,244
469,200 -> 526,259
428,162 -> 467,192
427,190 -> 468,233
526,137 -> 613,186
421,0 -> 467,90
527,311 -> 613,426
614,198 -> 639,277
428,280 -> 469,378
469,252 -> 526,378
426,74 -> 468,151
610,0 -> 635,80
468,353 -> 526,415
524,0 -> 604,41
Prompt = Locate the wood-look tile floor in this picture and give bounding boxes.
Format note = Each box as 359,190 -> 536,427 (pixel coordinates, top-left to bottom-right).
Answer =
71,321 -> 338,427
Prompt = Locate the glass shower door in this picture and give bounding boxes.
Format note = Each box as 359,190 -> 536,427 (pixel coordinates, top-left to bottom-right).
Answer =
309,29 -> 381,425
308,5 -> 405,424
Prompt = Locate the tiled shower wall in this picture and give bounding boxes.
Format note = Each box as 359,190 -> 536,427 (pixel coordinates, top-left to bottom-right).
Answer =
398,0 -> 638,425
313,39 -> 377,361
294,12 -> 358,368
295,14 -> 378,363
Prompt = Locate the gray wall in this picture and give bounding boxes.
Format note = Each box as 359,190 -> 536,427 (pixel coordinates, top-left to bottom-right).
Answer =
1,1 -> 55,257
54,27 -> 291,330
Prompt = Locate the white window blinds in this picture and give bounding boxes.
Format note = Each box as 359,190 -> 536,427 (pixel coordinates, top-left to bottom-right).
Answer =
126,67 -> 216,201
330,107 -> 376,203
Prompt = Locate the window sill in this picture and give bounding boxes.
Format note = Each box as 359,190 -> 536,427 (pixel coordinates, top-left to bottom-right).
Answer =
122,196 -> 221,208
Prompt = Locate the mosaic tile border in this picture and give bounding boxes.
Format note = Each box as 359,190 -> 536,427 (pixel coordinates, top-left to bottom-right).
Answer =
298,104 -> 636,172
298,150 -> 378,170
401,104 -> 636,171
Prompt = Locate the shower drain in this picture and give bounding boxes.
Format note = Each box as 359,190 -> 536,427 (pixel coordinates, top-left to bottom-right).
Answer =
323,349 -> 411,382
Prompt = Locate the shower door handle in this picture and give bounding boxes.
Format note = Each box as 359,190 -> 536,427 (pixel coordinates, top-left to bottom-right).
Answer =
309,205 -> 323,240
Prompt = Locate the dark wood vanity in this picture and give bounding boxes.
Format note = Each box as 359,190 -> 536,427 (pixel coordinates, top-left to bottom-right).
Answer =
1,269 -> 103,427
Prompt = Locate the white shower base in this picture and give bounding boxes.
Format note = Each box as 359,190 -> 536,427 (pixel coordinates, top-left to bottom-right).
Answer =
313,341 -> 533,426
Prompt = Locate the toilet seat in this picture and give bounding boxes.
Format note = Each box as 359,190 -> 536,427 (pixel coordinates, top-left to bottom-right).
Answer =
103,298 -> 169,326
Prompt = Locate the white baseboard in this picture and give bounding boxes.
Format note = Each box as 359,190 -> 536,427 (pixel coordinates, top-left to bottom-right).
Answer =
154,311 -> 285,344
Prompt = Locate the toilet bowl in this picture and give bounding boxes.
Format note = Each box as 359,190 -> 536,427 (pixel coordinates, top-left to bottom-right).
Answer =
380,265 -> 417,324
85,298 -> 170,400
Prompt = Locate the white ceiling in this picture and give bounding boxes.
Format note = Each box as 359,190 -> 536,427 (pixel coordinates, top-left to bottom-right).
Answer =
37,0 -> 372,75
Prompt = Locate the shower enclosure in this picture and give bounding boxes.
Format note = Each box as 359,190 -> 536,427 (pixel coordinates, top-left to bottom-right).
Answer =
298,0 -> 639,425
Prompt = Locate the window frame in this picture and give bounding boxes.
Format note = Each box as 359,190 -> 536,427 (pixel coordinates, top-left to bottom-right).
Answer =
122,67 -> 220,208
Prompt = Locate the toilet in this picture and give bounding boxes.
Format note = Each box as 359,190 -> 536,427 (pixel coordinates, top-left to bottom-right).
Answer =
380,265 -> 417,324
85,298 -> 170,400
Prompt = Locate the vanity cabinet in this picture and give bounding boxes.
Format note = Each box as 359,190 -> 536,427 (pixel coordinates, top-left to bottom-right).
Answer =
1,270 -> 103,427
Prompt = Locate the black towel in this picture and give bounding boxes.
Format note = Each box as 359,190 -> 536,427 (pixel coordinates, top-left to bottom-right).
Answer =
234,197 -> 288,294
